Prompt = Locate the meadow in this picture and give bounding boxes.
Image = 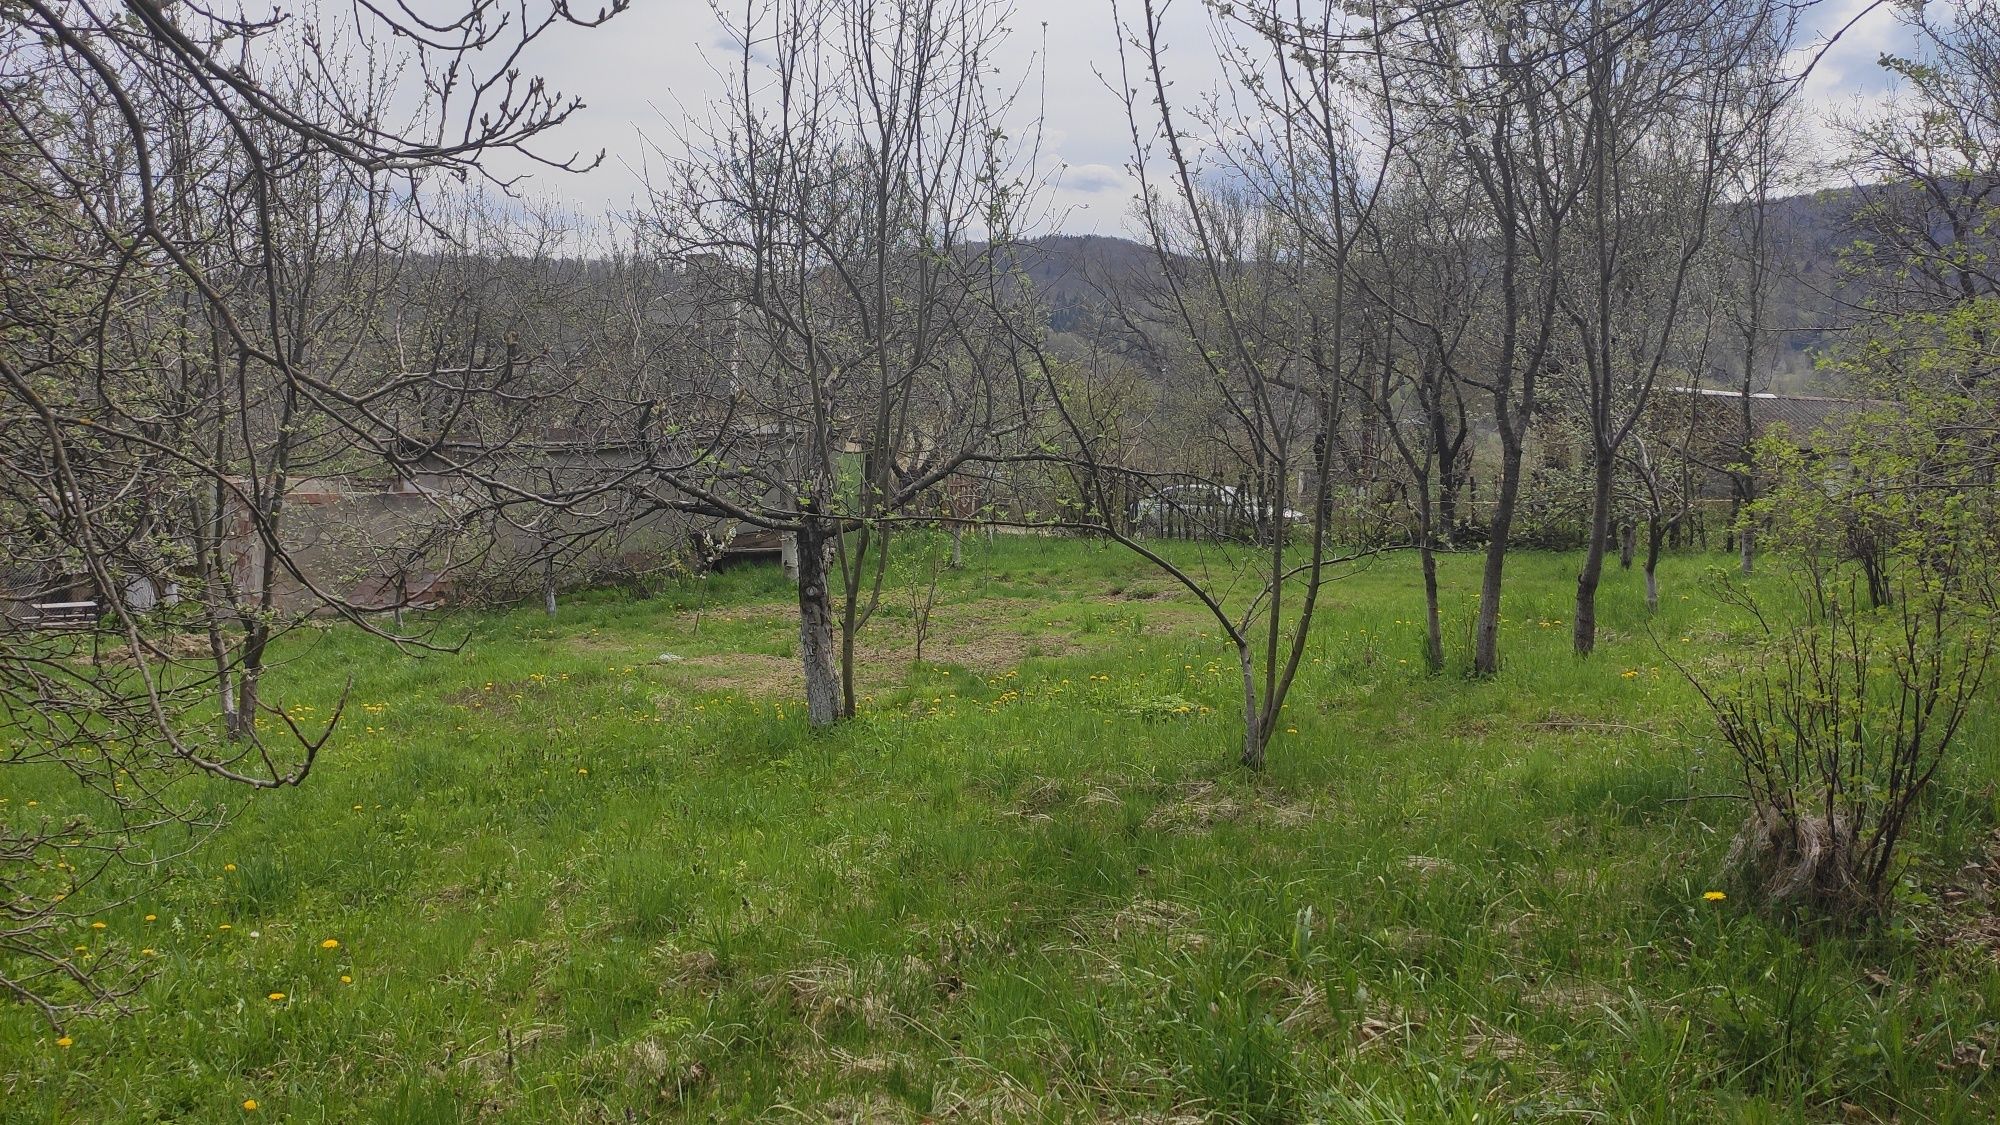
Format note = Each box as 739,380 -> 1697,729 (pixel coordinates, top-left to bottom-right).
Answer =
4,539 -> 2000,1122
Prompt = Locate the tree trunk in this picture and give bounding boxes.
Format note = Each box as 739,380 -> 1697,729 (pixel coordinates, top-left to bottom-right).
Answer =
1474,428 -> 1527,676
836,522 -> 891,720
543,562 -> 558,618
1861,543 -> 1891,609
1738,519 -> 1754,576
1421,541 -> 1445,673
949,523 -> 963,569
839,537 -> 861,720
795,518 -> 841,728
1645,516 -> 1664,612
1437,430 -> 1470,545
1619,522 -> 1636,569
1438,476 -> 1462,543
1412,480 -> 1445,672
226,624 -> 269,741
1237,644 -> 1267,770
1572,451 -> 1616,656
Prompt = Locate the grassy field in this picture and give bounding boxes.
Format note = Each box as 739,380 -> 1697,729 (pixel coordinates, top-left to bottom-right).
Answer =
5,538 -> 2000,1122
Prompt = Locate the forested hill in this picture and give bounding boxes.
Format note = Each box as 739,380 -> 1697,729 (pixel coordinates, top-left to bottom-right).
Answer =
1010,184 -> 1886,393
1000,234 -> 1163,335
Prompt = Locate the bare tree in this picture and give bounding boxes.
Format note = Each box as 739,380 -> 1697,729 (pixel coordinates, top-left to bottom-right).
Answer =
1038,0 -> 1394,769
1377,0 -> 1792,667
1717,93 -> 1800,576
1382,0 -> 1579,676
1841,0 -> 2000,322
1622,392 -> 1704,611
644,0 -> 1044,727
1559,0 -> 1792,656
0,0 -> 621,1025
1353,140 -> 1489,672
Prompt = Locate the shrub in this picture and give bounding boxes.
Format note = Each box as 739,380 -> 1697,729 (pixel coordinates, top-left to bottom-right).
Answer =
1682,397 -> 2000,919
1689,566 -> 1992,918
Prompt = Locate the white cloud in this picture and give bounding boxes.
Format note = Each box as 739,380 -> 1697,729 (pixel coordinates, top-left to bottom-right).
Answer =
474,0 -> 1912,231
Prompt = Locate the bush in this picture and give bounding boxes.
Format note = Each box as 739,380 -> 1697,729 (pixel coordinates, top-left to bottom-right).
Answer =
1681,399 -> 2000,919
1693,567 -> 1991,917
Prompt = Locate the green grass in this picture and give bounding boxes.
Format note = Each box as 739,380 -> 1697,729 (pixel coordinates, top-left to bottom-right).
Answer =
5,538 -> 2000,1121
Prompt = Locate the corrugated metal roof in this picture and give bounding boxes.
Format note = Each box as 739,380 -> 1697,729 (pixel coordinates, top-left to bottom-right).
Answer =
1662,386 -> 1889,441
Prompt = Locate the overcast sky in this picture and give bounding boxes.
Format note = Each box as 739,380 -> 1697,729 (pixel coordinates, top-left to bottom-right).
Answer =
481,0 -> 1917,234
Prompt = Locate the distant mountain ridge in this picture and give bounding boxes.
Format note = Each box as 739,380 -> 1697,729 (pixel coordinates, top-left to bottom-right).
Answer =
1004,184 -> 1887,394
1000,234 -> 1161,334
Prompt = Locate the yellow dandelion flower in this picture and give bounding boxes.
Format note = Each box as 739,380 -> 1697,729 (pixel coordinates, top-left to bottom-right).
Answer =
321,939 -> 339,949
243,1099 -> 259,1111
267,992 -> 285,1001
1703,890 -> 1726,902
218,924 -> 232,931
56,1036 -> 73,1049
145,914 -> 157,922
224,863 -> 237,872
577,767 -> 588,775
340,975 -> 353,984
90,921 -> 106,929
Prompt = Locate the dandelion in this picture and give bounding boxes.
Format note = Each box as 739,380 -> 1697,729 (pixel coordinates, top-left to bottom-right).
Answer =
90,921 -> 106,929
267,992 -> 285,1001
1286,727 -> 1299,735
142,948 -> 156,956
218,924 -> 232,931
321,939 -> 339,949
1703,890 -> 1727,902
243,1099 -> 259,1111
56,1036 -> 72,1049
577,767 -> 588,775
1620,669 -> 1639,679
144,914 -> 157,923
224,863 -> 237,872
340,975 -> 352,984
